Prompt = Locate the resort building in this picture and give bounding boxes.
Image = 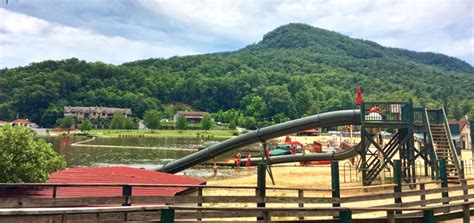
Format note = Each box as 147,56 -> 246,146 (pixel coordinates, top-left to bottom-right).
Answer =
0,120 -> 8,127
449,119 -> 471,150
10,119 -> 38,128
64,106 -> 132,120
174,111 -> 208,124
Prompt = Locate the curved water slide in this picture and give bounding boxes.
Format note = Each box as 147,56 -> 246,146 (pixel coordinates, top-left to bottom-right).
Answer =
159,109 -> 361,173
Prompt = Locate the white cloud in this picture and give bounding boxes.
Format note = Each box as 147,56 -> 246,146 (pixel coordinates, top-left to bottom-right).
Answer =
1,0 -> 473,67
139,0 -> 473,64
0,8 -> 197,68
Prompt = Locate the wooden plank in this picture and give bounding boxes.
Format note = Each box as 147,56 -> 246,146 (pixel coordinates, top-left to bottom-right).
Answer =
0,196 -> 126,208
0,206 -> 168,216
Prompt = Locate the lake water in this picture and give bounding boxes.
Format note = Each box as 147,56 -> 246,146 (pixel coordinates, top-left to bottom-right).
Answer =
43,136 -> 254,179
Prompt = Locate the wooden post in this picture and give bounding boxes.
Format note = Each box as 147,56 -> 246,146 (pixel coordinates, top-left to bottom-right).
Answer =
257,163 -> 267,222
339,209 -> 352,223
332,161 -> 340,208
298,189 -> 304,221
420,183 -> 426,207
439,159 -> 449,206
463,203 -> 470,223
422,209 -> 434,223
122,185 -> 132,206
393,159 -> 402,214
197,187 -> 203,222
52,186 -> 57,198
386,210 -> 395,223
161,209 -> 175,223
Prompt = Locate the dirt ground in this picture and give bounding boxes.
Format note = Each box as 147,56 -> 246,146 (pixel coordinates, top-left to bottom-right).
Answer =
205,150 -> 473,220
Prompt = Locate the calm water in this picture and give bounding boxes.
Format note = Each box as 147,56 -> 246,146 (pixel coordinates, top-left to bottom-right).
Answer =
43,136 -> 253,179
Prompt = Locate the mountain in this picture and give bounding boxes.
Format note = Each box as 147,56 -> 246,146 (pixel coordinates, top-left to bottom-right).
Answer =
1,23 -> 473,128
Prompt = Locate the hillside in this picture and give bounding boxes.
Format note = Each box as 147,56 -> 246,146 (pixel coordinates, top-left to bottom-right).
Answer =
0,23 -> 473,128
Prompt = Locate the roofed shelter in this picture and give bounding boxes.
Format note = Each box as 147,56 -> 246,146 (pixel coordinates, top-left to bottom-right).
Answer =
1,166 -> 206,199
174,111 -> 208,124
449,119 -> 471,150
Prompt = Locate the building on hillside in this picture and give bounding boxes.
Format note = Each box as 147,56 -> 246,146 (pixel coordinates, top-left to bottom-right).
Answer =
10,119 -> 38,128
449,119 -> 471,150
0,120 -> 8,127
174,111 -> 208,124
64,106 -> 132,120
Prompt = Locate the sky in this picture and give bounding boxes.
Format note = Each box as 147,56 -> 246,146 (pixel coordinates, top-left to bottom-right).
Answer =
1,0 -> 473,68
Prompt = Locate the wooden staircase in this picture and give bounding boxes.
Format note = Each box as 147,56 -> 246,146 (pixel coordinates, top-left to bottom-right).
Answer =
430,124 -> 459,177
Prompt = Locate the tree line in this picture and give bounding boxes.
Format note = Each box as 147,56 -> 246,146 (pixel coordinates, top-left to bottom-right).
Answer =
1,24 -> 473,129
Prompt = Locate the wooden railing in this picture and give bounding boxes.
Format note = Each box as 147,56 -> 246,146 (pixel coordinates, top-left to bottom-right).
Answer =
0,177 -> 473,222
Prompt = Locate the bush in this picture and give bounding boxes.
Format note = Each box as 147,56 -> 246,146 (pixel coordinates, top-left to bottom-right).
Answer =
0,125 -> 66,182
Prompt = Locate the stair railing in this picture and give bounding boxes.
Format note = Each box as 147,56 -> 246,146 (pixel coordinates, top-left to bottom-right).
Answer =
441,107 -> 461,176
423,107 -> 439,178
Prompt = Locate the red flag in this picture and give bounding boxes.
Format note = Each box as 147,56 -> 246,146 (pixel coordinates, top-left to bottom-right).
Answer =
355,87 -> 363,106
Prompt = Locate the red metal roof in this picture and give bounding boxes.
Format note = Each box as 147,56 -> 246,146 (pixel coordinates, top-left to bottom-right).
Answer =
449,120 -> 468,130
9,166 -> 205,198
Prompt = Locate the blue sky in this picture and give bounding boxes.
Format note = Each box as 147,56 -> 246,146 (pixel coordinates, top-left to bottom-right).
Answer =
1,0 -> 473,68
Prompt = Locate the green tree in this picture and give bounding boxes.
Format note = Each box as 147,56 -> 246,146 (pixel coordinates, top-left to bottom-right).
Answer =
110,113 -> 126,129
175,114 -> 187,130
0,125 -> 66,182
229,119 -> 237,130
60,116 -> 75,128
78,118 -> 93,132
144,109 -> 162,129
124,118 -> 137,129
452,100 -> 463,120
200,114 -> 213,131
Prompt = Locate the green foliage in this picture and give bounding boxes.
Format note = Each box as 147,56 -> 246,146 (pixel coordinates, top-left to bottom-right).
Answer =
144,109 -> 162,129
78,118 -> 93,132
0,24 -> 473,127
0,125 -> 66,182
124,118 -> 137,129
175,114 -> 187,130
109,113 -> 136,129
200,114 -> 213,130
110,113 -> 125,129
60,116 -> 75,128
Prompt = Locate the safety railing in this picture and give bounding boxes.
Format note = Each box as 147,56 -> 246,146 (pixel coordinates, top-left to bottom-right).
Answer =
361,101 -> 413,124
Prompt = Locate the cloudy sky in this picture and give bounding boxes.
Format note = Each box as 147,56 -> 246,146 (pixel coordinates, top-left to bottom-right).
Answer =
1,0 -> 473,68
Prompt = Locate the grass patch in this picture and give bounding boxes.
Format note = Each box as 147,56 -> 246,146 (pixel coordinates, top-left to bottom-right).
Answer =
88,129 -> 236,139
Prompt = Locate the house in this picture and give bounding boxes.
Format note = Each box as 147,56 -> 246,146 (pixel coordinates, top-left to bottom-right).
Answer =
449,119 -> 471,150
10,119 -> 38,128
0,120 -> 8,127
174,111 -> 208,124
64,106 -> 132,120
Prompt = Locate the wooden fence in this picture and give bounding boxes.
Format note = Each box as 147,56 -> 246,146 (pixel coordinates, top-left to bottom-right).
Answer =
0,178 -> 473,222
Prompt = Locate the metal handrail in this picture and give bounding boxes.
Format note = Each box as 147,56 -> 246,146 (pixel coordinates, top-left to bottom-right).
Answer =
441,107 -> 461,177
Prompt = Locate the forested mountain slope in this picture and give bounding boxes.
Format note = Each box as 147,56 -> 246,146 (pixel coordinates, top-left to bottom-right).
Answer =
1,23 -> 473,127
